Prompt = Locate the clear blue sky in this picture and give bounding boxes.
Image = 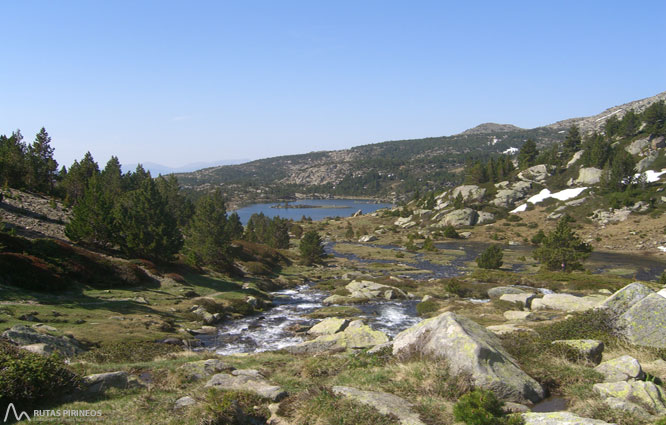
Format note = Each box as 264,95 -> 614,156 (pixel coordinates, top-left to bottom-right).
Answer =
2,1 -> 665,169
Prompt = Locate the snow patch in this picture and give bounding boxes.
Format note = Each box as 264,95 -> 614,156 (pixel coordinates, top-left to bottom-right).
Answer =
659,246 -> 666,253
636,168 -> 666,183
511,187 -> 588,214
503,147 -> 519,155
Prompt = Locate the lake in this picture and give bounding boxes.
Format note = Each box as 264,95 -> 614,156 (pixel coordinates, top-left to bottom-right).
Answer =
233,199 -> 393,224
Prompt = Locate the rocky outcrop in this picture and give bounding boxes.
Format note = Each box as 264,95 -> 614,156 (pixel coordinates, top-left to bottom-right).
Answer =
2,325 -> 86,357
488,286 -> 528,299
358,235 -> 378,242
530,293 -> 604,312
492,181 -> 532,208
625,137 -> 650,155
394,216 -> 418,229
332,386 -> 426,425
173,396 -> 197,411
593,381 -> 666,416
452,185 -> 486,203
392,312 -> 545,403
476,211 -> 495,225
500,293 -> 536,309
84,371 -> 143,394
566,150 -> 584,168
652,135 -> 666,149
436,208 -> 478,227
204,370 -> 287,401
308,318 -> 349,336
599,282 -> 653,318
287,320 -> 388,354
636,152 -> 657,172
575,167 -> 604,185
594,355 -> 645,382
517,164 -> 550,183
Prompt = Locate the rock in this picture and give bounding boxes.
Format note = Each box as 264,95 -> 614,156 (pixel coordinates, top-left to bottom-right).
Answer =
358,235 -> 378,243
488,286 -> 527,299
636,152 -> 657,172
503,402 -> 529,413
332,386 -> 426,425
191,306 -> 221,325
500,293 -> 536,309
133,296 -> 149,304
566,150 -> 584,168
598,282 -> 653,318
32,323 -> 58,333
308,318 -> 349,336
19,343 -> 50,355
602,396 -> 653,419
352,209 -> 363,217
205,372 -> 287,402
367,341 -> 393,354
652,135 -> 666,150
394,216 -> 417,229
174,396 -> 196,411
486,324 -> 536,335
287,321 -> 388,354
232,369 -> 265,379
594,355 -> 645,382
576,167 -> 604,185
179,359 -> 234,380
438,208 -> 478,227
322,294 -> 360,305
392,312 -> 545,403
476,211 -> 495,225
84,371 -> 131,393
452,185 -> 486,203
346,280 -> 407,300
2,325 -> 86,357
246,296 -> 259,308
190,326 -> 218,335
530,293 -> 604,312
593,381 -> 666,416
591,208 -> 632,225
616,293 -> 666,348
518,164 -> 550,183
551,340 -> 604,364
491,181 -> 532,208
625,137 -> 650,155
522,412 -> 615,424
503,311 -> 535,321
421,295 -> 433,303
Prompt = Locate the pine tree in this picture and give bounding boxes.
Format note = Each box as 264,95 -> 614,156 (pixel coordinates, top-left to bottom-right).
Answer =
345,222 -> 355,240
226,212 -> 244,240
27,128 -> 58,193
299,230 -> 325,265
101,156 -> 124,198
155,175 -> 193,227
114,178 -> 183,262
518,139 -> 539,169
184,190 -> 233,270
562,125 -> 582,154
62,152 -> 99,205
476,245 -> 503,269
533,216 -> 591,271
65,174 -> 116,245
0,130 -> 28,188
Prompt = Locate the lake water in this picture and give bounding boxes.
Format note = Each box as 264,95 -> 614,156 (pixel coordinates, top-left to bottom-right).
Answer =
234,199 -> 393,224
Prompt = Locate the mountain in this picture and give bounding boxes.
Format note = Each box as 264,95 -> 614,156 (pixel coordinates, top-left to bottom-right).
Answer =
122,159 -> 250,176
176,91 -> 665,206
547,91 -> 666,134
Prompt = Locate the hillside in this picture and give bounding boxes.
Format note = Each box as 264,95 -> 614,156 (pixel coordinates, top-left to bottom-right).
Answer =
176,91 -> 666,207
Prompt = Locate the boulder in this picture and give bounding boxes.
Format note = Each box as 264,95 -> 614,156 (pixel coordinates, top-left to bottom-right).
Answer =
652,135 -> 666,150
346,280 -> 407,300
616,293 -> 666,348
392,312 -> 545,403
499,293 -> 536,309
84,371 -> 132,394
625,137 -> 650,155
476,211 -> 495,225
308,318 -> 349,336
522,412 -> 615,425
352,209 -> 363,217
492,182 -> 532,208
358,235 -> 378,243
503,311 -> 535,321
486,324 -> 536,335
322,294 -> 362,305
598,282 -> 653,318
332,386 -> 426,425
394,217 -> 417,229
594,355 -> 645,382
179,359 -> 234,380
636,152 -> 657,172
204,371 -> 287,402
2,325 -> 86,357
488,286 -> 527,299
174,396 -> 197,411
437,208 -> 478,227
517,164 -> 550,183
191,306 -> 221,325
576,167 -> 604,185
593,381 -> 666,416
551,340 -> 604,364
530,293 -> 603,312
287,321 -> 388,354
452,185 -> 486,203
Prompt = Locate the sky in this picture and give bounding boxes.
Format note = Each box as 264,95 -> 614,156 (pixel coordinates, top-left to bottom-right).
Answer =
2,1 -> 665,169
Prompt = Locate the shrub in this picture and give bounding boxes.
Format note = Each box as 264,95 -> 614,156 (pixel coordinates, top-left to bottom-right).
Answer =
533,217 -> 591,271
422,237 -> 437,251
416,299 -> 439,316
530,230 -> 546,245
476,245 -> 504,269
0,340 -> 81,413
77,341 -> 181,363
202,389 -> 271,425
659,272 -> 666,285
453,389 -> 521,425
299,230 -> 325,266
443,225 -> 461,239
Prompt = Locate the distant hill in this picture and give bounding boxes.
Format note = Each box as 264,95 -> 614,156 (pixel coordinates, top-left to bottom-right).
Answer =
176,90 -> 665,206
122,159 -> 250,176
